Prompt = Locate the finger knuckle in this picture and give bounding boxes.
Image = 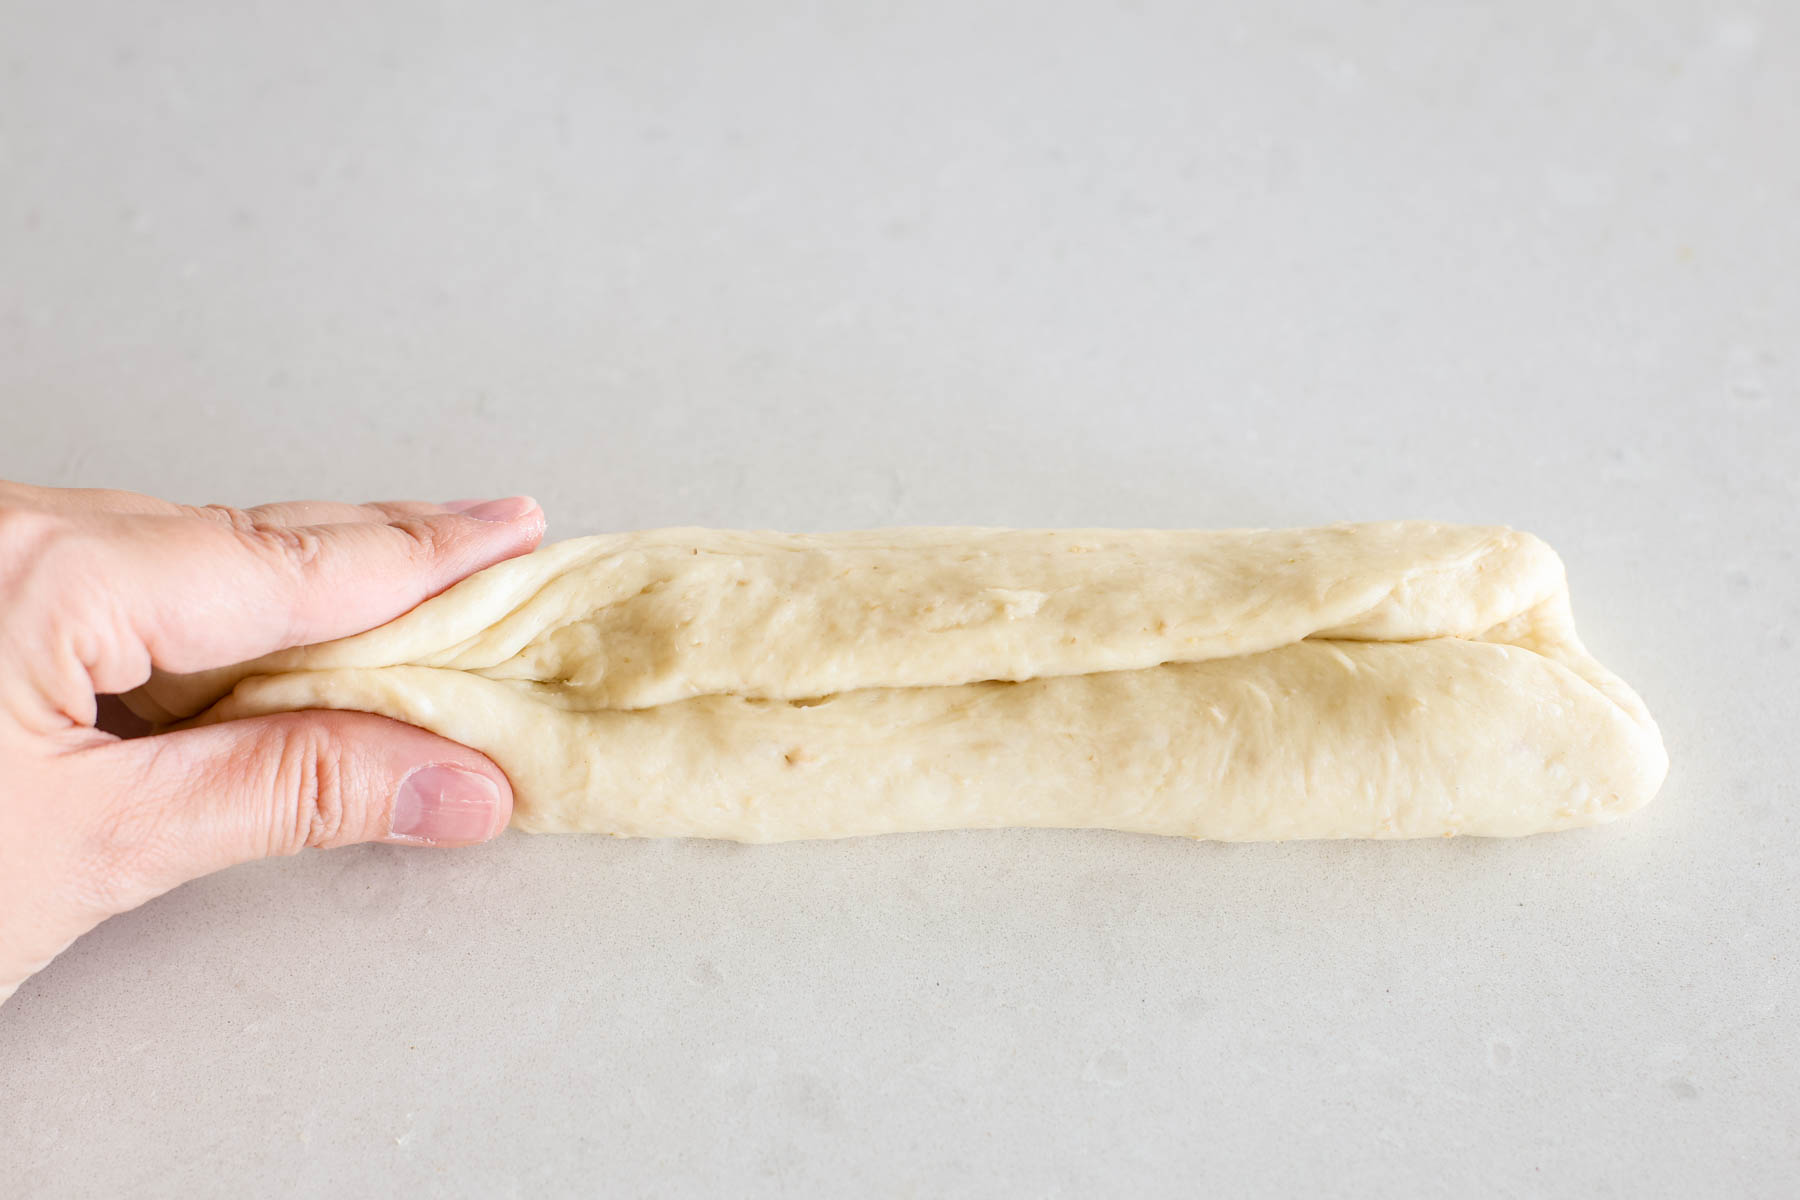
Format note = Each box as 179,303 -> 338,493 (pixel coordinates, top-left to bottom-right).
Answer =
267,723 -> 354,853
251,522 -> 326,569
179,502 -> 255,532
0,507 -> 85,619
0,505 -> 72,571
185,504 -> 327,570
264,523 -> 327,569
382,515 -> 446,561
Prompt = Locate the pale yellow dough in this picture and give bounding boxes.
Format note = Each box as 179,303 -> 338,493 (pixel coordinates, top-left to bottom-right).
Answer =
127,523 -> 1667,841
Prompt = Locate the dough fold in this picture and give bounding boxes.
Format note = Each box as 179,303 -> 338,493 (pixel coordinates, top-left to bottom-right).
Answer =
127,522 -> 1667,841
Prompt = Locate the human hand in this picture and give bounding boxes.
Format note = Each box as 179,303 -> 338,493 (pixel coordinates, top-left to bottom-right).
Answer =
0,482 -> 546,1004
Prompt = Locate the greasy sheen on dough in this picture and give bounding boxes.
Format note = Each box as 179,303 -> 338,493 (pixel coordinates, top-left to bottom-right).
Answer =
127,523 -> 1667,842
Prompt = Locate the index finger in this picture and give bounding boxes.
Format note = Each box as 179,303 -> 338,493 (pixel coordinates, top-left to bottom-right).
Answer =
47,497 -> 545,687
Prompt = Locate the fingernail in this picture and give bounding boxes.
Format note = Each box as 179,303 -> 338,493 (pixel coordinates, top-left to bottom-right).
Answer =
443,496 -> 536,522
391,763 -> 502,844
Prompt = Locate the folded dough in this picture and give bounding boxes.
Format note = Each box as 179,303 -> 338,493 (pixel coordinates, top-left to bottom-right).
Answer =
128,523 -> 1667,841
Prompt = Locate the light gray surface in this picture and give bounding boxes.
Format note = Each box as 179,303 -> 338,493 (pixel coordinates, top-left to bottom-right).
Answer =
2,1 -> 1796,1195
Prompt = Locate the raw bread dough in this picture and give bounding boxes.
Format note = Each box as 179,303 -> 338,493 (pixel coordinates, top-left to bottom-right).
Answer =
127,523 -> 1667,841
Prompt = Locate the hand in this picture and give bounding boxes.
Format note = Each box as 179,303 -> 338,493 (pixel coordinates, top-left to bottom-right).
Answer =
0,482 -> 546,1004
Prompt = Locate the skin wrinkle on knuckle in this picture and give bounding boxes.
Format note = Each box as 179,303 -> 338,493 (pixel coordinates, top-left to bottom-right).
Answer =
205,503 -> 258,532
383,515 -> 449,563
226,516 -> 332,648
193,504 -> 324,573
254,521 -> 327,569
267,723 -> 354,853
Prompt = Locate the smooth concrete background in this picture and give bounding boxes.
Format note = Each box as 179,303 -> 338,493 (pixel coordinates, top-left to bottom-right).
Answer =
2,1 -> 1795,1195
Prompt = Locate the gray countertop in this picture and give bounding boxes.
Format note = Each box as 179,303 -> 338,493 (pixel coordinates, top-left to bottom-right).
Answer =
3,1 -> 1796,1195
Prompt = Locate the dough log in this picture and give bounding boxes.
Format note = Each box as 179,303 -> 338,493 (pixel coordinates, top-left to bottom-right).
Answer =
127,523 -> 1667,842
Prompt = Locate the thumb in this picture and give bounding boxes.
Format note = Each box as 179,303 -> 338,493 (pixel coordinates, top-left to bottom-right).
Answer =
81,710 -> 513,899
